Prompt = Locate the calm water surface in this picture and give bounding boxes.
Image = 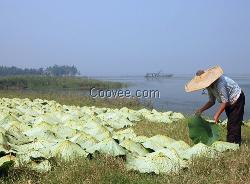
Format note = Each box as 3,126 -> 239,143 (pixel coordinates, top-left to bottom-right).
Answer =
93,75 -> 250,119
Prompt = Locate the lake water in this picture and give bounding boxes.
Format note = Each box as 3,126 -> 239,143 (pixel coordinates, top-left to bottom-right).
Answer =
93,75 -> 250,120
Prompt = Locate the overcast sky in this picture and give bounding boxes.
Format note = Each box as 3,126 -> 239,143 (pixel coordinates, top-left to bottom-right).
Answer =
0,1 -> 249,76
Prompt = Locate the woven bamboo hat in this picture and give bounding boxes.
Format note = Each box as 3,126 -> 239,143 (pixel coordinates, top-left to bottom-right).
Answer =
185,66 -> 224,92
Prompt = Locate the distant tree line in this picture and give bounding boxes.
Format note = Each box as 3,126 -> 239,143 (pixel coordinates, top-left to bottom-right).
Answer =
0,65 -> 80,76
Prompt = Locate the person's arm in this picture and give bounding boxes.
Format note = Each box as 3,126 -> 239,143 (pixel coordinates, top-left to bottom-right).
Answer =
196,88 -> 216,115
214,102 -> 228,123
196,100 -> 215,115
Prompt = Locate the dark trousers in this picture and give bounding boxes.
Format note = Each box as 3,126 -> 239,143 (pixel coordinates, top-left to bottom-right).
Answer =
225,91 -> 245,144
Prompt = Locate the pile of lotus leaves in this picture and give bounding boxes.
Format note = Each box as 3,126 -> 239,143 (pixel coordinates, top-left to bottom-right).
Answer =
0,98 -> 239,174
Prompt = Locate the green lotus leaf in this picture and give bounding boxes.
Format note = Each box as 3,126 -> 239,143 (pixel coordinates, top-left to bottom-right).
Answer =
52,140 -> 88,161
165,140 -> 190,156
29,160 -> 51,173
17,114 -> 38,125
143,113 -> 172,124
244,120 -> 250,127
119,108 -> 141,122
15,151 -> 51,173
63,120 -> 85,131
126,148 -> 187,174
101,118 -> 133,129
211,141 -> 239,152
142,135 -> 176,151
82,121 -> 111,141
170,112 -> 185,122
23,127 -> 58,141
15,106 -> 41,116
112,128 -> 137,143
70,132 -> 98,150
13,140 -> 58,158
0,114 -> 19,127
131,136 -> 149,144
86,138 -> 126,156
52,126 -> 78,139
180,143 -> 218,160
33,121 -> 56,131
97,112 -> 134,129
188,115 -> 221,145
0,132 -> 8,145
36,112 -> 73,125
0,127 -> 6,135
120,139 -> 149,156
1,120 -> 31,132
15,150 -> 47,165
5,126 -> 31,145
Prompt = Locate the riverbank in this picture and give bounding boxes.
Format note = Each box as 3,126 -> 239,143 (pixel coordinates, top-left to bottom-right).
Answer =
0,75 -> 126,90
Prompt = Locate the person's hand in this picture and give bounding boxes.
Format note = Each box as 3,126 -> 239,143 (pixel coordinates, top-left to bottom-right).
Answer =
195,109 -> 202,116
214,113 -> 220,124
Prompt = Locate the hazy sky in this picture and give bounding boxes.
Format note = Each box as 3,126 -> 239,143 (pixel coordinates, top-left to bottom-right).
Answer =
0,1 -> 249,76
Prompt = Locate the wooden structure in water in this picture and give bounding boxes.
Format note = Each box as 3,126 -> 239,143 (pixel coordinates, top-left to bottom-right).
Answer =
145,71 -> 173,78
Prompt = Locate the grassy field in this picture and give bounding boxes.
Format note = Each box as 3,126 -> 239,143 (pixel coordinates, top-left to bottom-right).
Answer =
0,92 -> 249,184
0,75 -> 125,90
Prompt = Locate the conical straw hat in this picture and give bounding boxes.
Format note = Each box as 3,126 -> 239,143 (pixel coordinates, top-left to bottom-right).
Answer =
185,66 -> 224,92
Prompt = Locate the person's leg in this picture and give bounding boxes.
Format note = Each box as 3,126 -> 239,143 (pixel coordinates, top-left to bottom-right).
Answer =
225,92 -> 245,144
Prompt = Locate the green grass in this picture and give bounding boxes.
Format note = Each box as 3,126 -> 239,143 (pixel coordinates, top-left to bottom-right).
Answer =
0,75 -> 125,90
0,92 -> 249,184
